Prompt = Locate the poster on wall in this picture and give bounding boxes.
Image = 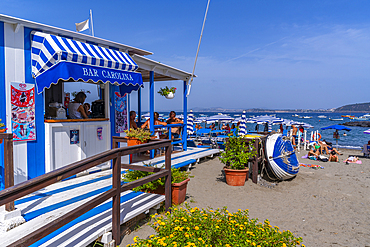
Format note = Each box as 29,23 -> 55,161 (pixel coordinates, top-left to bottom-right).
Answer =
70,129 -> 80,144
97,127 -> 103,140
114,92 -> 127,133
11,82 -> 36,142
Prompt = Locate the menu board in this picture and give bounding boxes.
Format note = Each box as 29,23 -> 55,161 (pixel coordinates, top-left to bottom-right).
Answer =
11,82 -> 36,142
114,92 -> 127,133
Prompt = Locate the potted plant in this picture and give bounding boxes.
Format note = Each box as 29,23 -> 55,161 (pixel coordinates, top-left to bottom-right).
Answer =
0,119 -> 6,144
124,128 -> 152,146
122,163 -> 190,205
157,86 -> 176,99
219,134 -> 257,186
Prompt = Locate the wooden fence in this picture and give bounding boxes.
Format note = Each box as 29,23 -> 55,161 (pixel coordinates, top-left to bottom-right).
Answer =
0,138 -> 172,247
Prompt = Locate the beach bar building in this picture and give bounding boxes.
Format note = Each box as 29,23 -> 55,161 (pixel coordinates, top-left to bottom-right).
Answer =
0,13 -> 193,190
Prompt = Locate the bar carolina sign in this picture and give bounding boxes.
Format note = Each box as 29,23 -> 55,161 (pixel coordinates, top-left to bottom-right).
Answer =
35,61 -> 143,94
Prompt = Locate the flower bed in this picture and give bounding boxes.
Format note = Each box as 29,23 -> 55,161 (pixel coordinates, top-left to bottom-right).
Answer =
128,204 -> 303,246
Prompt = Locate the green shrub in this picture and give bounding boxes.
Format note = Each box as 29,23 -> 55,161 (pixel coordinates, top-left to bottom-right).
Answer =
219,135 -> 257,170
128,204 -> 303,247
122,163 -> 189,192
124,128 -> 152,142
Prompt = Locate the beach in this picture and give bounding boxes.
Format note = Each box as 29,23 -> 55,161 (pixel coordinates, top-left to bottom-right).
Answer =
120,148 -> 370,247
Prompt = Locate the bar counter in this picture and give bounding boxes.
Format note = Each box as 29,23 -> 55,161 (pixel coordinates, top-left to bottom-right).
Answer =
44,118 -> 109,123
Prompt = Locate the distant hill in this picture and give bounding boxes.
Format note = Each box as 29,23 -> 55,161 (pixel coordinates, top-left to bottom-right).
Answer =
335,103 -> 370,113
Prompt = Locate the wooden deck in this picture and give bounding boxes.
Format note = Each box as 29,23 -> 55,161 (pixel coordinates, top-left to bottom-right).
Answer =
1,147 -> 220,247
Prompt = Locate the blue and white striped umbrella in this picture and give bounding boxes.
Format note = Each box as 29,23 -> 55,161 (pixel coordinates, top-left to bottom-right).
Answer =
238,111 -> 247,136
187,110 -> 194,134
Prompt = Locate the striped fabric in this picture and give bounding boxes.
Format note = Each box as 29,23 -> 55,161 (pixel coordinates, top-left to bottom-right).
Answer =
187,110 -> 194,134
238,110 -> 246,136
31,31 -> 138,78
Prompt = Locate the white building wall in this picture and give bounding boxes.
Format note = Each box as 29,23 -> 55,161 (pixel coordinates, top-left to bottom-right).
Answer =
4,23 -> 28,184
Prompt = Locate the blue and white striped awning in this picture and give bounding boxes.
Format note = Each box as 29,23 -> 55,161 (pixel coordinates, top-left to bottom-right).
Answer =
31,31 -> 143,94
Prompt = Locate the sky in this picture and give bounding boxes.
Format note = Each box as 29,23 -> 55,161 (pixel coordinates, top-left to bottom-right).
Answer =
2,0 -> 370,111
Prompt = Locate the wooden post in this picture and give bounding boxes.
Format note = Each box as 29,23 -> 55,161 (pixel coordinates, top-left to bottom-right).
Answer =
112,153 -> 121,244
164,143 -> 172,211
252,140 -> 259,184
3,133 -> 15,211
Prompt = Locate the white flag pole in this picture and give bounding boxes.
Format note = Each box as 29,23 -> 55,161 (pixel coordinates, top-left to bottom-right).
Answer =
187,0 -> 211,97
90,9 -> 94,37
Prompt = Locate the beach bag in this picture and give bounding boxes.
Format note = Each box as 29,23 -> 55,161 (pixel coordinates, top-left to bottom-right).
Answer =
318,155 -> 328,162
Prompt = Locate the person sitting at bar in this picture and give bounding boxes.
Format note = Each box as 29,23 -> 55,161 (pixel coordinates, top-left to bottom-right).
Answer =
141,112 -> 167,137
68,92 -> 88,119
166,111 -> 183,139
130,111 -> 138,129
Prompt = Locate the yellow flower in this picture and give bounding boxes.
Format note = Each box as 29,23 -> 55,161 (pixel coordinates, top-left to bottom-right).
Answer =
170,234 -> 174,238
133,236 -> 138,242
216,226 -> 219,228
282,244 -> 287,247
198,237 -> 202,241
194,226 -> 199,230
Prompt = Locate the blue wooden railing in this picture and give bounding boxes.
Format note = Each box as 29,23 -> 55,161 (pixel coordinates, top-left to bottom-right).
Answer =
154,123 -> 186,148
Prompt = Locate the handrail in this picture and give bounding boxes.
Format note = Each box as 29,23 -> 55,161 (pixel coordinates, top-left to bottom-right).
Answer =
0,138 -> 172,246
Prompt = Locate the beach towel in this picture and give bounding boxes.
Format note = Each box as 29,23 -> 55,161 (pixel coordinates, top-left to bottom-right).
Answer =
343,160 -> 362,164
318,155 -> 329,162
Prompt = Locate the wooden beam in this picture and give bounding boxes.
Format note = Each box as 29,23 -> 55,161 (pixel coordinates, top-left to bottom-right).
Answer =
112,154 -> 121,245
3,134 -> 14,211
165,145 -> 172,211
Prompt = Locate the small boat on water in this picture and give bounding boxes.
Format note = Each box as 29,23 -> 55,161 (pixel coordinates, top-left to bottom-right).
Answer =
265,134 -> 299,181
234,114 -> 241,117
353,116 -> 369,121
318,115 -> 327,118
302,116 -> 312,119
341,115 -> 354,118
329,118 -> 343,121
292,114 -> 299,117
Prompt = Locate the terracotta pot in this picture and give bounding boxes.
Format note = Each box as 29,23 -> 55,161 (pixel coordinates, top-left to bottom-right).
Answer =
171,178 -> 190,205
126,137 -> 146,147
223,166 -> 249,186
0,129 -> 5,144
142,178 -> 190,205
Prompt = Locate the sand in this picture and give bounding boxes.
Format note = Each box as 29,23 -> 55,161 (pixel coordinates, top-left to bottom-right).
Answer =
120,148 -> 370,247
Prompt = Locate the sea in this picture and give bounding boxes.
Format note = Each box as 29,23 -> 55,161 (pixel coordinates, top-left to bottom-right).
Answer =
158,111 -> 369,150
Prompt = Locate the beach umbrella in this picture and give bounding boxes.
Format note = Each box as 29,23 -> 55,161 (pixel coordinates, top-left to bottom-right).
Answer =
238,111 -> 247,136
207,114 -> 234,122
247,115 -> 283,132
364,129 -> 370,134
321,124 -> 351,149
320,125 -> 351,131
187,110 -> 194,135
247,115 -> 284,124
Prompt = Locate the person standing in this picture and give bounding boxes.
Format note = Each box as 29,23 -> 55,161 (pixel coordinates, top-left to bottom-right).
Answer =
291,124 -> 298,148
68,92 -> 88,119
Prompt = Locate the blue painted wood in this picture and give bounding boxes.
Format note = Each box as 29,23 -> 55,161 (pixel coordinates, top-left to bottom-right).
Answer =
183,80 -> 188,151
138,87 -> 141,125
172,159 -> 196,169
25,27 -> 45,180
110,85 -> 120,149
149,71 -> 155,159
29,191 -> 143,247
0,21 -> 5,190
